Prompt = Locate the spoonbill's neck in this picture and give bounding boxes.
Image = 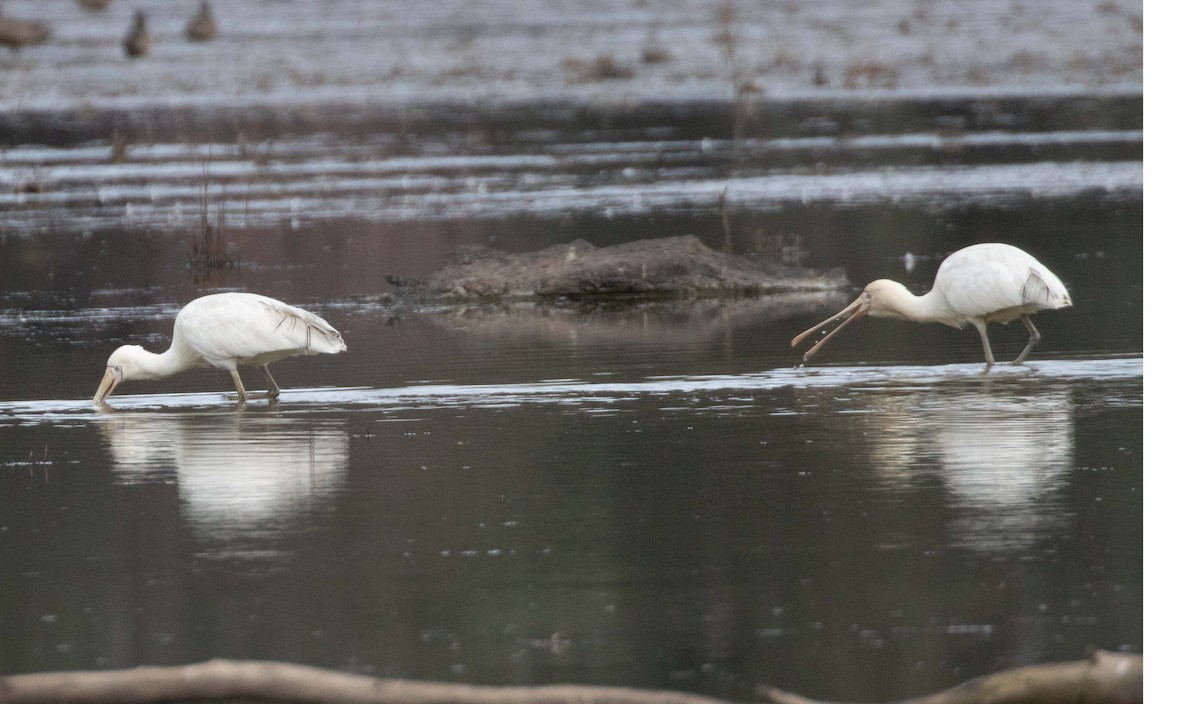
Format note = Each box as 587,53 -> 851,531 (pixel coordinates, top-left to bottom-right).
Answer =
130,343 -> 202,380
882,286 -> 959,325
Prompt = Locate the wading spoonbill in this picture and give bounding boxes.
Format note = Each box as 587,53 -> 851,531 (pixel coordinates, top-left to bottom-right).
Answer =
93,292 -> 346,405
790,243 -> 1071,370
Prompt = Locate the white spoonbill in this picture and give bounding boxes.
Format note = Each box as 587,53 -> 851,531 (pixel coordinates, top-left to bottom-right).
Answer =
790,243 -> 1071,370
93,292 -> 347,405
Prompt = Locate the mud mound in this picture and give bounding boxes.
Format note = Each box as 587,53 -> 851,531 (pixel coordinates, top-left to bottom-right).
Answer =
388,236 -> 849,302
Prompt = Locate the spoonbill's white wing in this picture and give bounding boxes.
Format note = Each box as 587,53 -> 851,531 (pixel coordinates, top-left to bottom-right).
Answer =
932,243 -> 1071,323
173,293 -> 346,369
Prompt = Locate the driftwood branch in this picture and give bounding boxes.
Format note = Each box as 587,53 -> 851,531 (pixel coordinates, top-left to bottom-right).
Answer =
759,650 -> 1142,704
0,660 -> 728,704
0,651 -> 1141,704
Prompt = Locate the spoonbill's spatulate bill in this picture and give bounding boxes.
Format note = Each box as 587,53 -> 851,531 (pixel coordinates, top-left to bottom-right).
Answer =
92,292 -> 347,405
790,243 -> 1072,370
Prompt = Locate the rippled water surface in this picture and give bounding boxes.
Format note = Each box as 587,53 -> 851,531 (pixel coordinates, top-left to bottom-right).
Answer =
0,92 -> 1141,701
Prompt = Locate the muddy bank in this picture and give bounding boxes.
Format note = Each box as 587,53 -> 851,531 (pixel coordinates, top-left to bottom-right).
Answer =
387,235 -> 849,304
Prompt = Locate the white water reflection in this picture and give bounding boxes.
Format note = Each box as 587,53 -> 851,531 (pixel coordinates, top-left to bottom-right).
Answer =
869,388 -> 1074,553
936,391 -> 1073,552
97,412 -> 348,556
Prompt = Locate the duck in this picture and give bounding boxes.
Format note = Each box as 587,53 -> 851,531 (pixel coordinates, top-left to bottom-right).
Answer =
123,10 -> 150,58
185,1 -> 216,42
0,11 -> 51,51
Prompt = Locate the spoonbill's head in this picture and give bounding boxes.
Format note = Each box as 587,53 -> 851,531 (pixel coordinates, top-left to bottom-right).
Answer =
789,280 -> 905,362
92,345 -> 147,404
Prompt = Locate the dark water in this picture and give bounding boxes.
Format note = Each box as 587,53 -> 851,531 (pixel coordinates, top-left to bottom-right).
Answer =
0,97 -> 1141,701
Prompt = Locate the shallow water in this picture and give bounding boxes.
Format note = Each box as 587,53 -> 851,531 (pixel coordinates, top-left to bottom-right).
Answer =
0,356 -> 1143,699
0,305 -> 1144,701
0,92 -> 1141,700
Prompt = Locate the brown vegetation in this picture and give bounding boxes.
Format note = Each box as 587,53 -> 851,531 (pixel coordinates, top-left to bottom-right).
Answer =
640,30 -> 672,64
712,3 -> 761,140
843,60 -> 900,88
563,54 -> 635,82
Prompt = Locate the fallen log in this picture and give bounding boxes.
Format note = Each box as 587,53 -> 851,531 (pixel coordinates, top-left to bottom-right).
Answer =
760,650 -> 1141,704
0,660 -> 728,704
0,651 -> 1141,704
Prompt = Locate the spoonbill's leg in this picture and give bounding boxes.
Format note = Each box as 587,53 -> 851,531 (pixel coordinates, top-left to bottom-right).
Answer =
227,368 -> 249,403
1013,314 -> 1041,365
974,322 -> 995,373
261,366 -> 281,398
224,368 -> 274,401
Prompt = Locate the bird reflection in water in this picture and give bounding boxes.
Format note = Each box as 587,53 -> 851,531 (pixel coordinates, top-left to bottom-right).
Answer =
868,387 -> 1073,553
97,411 -> 348,557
